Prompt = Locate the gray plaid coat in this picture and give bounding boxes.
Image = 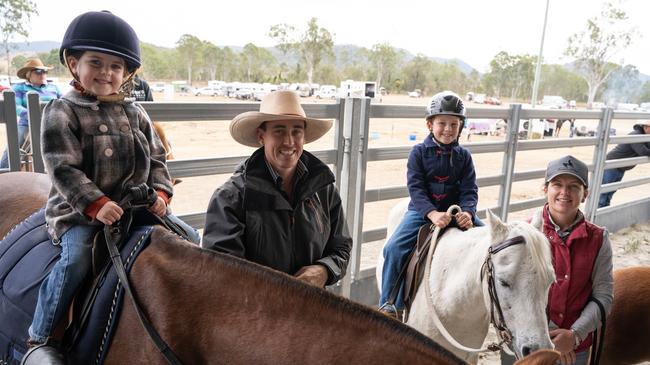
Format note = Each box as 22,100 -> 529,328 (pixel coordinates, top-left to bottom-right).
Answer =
41,91 -> 173,240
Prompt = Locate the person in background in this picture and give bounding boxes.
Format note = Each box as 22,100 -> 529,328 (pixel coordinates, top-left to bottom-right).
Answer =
131,74 -> 153,102
0,58 -> 61,168
598,122 -> 650,207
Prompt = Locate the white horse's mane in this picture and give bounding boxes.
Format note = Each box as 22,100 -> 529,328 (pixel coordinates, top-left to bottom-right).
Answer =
507,220 -> 555,286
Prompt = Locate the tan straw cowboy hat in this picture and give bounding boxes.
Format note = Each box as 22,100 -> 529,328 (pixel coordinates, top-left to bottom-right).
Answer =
17,58 -> 53,79
230,90 -> 332,147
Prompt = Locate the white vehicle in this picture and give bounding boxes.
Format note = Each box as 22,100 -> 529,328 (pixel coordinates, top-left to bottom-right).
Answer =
315,85 -> 337,99
616,103 -> 639,111
339,80 -> 377,98
150,82 -> 167,92
208,80 -> 226,89
541,95 -> 568,109
253,83 -> 279,101
473,93 -> 486,104
408,89 -> 422,98
195,86 -> 223,97
589,101 -> 606,110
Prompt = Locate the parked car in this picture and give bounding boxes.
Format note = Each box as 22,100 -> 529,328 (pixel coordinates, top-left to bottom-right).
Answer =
195,86 -> 223,97
485,96 -> 501,105
315,85 -> 337,99
541,95 -> 568,109
408,89 -> 421,98
151,82 -> 167,93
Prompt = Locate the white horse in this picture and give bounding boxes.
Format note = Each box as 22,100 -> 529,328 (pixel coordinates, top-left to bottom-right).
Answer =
376,200 -> 556,363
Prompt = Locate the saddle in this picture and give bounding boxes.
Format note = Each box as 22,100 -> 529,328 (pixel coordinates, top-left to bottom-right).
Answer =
383,223 -> 439,321
0,208 -> 156,365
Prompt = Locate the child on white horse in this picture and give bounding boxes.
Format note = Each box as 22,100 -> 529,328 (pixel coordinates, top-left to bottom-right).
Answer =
379,91 -> 482,319
27,11 -> 199,347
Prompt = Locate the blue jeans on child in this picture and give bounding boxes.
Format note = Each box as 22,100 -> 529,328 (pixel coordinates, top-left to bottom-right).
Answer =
0,124 -> 28,169
29,224 -> 98,343
379,209 -> 483,310
167,213 -> 201,244
598,168 -> 626,208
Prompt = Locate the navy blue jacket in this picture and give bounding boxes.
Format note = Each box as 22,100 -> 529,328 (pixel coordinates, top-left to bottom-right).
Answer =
407,134 -> 478,219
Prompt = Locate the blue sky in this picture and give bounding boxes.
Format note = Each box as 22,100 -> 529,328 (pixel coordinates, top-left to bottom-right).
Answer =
22,0 -> 650,74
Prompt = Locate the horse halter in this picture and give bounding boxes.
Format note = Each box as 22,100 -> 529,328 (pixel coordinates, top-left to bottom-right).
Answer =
481,235 -> 527,353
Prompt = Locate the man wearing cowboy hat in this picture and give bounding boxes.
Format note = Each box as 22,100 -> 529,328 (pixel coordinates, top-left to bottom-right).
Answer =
202,90 -> 352,288
1,58 -> 61,168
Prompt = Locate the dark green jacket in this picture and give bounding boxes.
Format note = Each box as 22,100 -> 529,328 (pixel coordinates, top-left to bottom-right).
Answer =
202,148 -> 352,285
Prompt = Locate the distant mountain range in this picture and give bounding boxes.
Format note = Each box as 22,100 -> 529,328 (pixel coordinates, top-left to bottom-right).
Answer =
10,41 -> 479,75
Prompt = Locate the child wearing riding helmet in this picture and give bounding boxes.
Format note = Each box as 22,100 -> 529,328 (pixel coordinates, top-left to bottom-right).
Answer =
379,90 -> 482,319
28,11 -> 198,346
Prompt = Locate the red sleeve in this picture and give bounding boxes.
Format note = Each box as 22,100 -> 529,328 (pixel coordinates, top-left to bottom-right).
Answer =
84,196 -> 111,220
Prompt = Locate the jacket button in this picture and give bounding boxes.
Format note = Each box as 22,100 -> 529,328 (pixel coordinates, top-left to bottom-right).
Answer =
99,124 -> 108,133
104,148 -> 113,157
91,105 -> 99,111
559,313 -> 564,318
120,124 -> 130,132
564,274 -> 569,279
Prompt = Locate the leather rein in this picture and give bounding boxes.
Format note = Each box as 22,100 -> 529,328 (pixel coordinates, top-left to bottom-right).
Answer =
104,185 -> 184,365
422,205 -> 526,357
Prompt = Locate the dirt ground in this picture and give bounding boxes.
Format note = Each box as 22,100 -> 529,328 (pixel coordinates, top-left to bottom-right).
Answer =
1,92 -> 649,364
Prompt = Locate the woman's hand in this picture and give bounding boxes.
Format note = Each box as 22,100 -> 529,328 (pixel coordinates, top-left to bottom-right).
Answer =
550,328 -> 577,365
148,196 -> 167,217
456,211 -> 473,230
427,210 -> 451,228
96,201 -> 123,225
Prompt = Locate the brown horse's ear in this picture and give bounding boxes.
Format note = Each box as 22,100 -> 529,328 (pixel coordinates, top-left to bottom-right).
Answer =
514,349 -> 560,365
487,209 -> 508,243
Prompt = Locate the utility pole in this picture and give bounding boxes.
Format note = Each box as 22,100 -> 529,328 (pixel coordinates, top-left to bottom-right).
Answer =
529,0 -> 550,138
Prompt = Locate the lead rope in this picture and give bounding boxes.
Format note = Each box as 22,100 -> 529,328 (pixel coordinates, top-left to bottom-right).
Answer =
422,205 -> 515,356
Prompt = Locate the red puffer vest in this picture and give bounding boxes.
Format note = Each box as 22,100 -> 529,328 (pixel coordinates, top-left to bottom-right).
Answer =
541,206 -> 603,352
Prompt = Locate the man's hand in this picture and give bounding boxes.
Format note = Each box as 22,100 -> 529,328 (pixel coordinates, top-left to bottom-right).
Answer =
427,210 -> 451,228
455,211 -> 473,230
148,196 -> 167,217
550,328 -> 576,365
96,201 -> 124,225
294,264 -> 328,288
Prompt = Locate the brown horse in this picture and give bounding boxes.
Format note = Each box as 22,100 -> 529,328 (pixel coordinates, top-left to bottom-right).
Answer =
0,172 -> 581,365
600,266 -> 650,365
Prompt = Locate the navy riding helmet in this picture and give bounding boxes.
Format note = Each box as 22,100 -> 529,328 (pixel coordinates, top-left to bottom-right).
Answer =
59,11 -> 141,72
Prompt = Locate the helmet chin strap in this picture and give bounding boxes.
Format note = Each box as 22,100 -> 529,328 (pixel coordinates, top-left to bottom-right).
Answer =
63,49 -> 137,102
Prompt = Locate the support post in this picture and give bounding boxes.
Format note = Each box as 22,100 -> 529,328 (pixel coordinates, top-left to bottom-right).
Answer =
497,104 -> 522,221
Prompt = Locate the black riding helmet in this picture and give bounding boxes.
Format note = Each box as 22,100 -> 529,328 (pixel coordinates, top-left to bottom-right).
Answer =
59,11 -> 141,72
425,91 -> 466,139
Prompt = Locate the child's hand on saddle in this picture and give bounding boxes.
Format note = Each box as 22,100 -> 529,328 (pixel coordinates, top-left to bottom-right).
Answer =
456,211 -> 473,230
96,201 -> 124,225
148,196 -> 167,217
427,210 -> 451,228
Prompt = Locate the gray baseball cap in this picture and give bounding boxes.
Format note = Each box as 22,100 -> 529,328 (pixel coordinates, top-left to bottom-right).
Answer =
545,155 -> 588,187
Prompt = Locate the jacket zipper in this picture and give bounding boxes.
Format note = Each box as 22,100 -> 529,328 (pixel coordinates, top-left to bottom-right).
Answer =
307,198 -> 324,233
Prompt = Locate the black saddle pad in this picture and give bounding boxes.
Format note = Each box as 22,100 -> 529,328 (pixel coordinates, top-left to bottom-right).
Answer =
0,209 -> 154,365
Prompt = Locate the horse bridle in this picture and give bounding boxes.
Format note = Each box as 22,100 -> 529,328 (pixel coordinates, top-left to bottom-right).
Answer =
421,205 -> 527,357
481,235 -> 527,352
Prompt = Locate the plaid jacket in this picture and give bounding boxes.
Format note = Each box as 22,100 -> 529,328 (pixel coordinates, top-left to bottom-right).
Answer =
41,91 -> 173,240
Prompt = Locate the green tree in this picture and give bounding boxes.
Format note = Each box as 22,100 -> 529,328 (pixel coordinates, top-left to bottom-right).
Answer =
637,81 -> 650,104
239,43 -> 276,82
565,2 -> 638,106
269,17 -> 334,85
36,48 -> 65,76
10,53 -> 26,70
218,46 -> 237,81
539,64 -> 587,102
368,43 -> 402,90
176,34 -> 204,85
402,55 -> 433,92
0,0 -> 37,75
202,41 -> 221,81
482,52 -> 535,99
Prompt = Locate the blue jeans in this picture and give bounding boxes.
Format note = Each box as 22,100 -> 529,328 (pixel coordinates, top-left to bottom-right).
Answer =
598,168 -> 625,208
167,213 -> 200,244
379,209 -> 483,309
0,124 -> 28,169
29,225 -> 98,343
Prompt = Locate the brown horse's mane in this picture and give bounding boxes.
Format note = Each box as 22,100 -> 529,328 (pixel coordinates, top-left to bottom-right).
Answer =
178,237 -> 465,364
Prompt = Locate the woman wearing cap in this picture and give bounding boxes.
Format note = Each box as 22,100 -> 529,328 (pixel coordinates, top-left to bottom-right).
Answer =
202,90 -> 352,288
502,155 -> 613,365
0,58 -> 61,168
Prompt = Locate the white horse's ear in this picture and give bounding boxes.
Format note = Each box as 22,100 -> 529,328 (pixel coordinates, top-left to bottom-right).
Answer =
486,209 -> 508,242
